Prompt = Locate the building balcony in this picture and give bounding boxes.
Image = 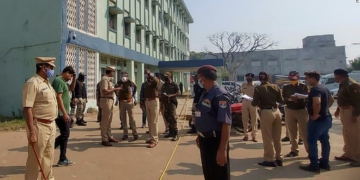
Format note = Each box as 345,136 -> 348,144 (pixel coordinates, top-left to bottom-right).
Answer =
152,0 -> 160,6
109,6 -> 124,15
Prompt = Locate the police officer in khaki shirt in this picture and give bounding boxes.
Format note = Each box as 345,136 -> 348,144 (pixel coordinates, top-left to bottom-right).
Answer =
252,71 -> 284,167
100,66 -> 122,146
241,73 -> 258,142
282,71 -> 309,157
22,57 -> 58,180
334,68 -> 360,167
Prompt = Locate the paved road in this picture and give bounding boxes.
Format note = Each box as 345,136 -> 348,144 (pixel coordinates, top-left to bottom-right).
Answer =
0,99 -> 359,180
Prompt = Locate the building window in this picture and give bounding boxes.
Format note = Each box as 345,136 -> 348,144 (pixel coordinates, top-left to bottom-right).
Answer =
158,12 -> 162,21
101,68 -> 106,76
136,29 -> 141,43
160,44 -> 163,53
117,70 -> 122,82
152,5 -> 156,16
109,14 -> 116,30
145,0 -> 149,9
146,35 -> 150,46
124,22 -> 131,37
165,47 -> 170,56
153,39 -> 157,50
164,19 -> 169,27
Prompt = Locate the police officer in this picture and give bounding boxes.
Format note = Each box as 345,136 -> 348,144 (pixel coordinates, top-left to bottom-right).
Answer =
334,68 -> 360,167
157,73 -> 169,135
161,72 -> 180,141
188,75 -> 204,134
74,73 -> 88,126
100,66 -> 121,146
115,71 -> 138,141
252,71 -> 284,167
96,74 -> 106,123
241,73 -> 258,142
282,71 -> 309,157
23,57 -> 58,180
195,65 -> 231,180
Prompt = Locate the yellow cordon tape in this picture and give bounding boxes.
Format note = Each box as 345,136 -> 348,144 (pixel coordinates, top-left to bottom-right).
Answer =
159,93 -> 190,180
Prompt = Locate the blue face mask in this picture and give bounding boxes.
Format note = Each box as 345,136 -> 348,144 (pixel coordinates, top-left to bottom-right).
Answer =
46,69 -> 55,78
198,78 -> 204,88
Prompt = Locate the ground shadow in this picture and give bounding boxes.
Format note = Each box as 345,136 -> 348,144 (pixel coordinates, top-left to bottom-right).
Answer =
230,142 -> 264,150
0,166 -> 25,179
166,162 -> 203,176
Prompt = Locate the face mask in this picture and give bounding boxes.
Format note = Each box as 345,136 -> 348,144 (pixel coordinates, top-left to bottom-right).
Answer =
164,77 -> 170,82
246,78 -> 252,83
290,80 -> 298,86
46,69 -> 54,78
198,78 -> 204,88
121,76 -> 127,82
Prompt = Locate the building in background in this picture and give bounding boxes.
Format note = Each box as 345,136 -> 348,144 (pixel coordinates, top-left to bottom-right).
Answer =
0,0 -> 193,116
204,34 -> 346,82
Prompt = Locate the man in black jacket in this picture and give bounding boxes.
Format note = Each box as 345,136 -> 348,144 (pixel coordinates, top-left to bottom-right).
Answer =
188,75 -> 204,134
73,73 -> 87,126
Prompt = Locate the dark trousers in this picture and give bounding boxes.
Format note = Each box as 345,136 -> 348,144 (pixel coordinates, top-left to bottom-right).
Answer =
142,108 -> 146,125
164,102 -> 178,133
199,135 -> 230,180
307,115 -> 332,165
55,116 -> 70,161
97,107 -> 102,122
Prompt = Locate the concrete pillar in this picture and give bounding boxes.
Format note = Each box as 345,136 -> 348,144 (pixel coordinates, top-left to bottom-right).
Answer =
127,60 -> 135,82
183,73 -> 189,93
136,62 -> 144,99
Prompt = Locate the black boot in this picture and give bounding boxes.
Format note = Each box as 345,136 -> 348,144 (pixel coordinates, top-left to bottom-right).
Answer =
172,130 -> 179,141
81,117 -> 87,123
187,125 -> 197,134
164,129 -> 173,138
76,118 -> 86,126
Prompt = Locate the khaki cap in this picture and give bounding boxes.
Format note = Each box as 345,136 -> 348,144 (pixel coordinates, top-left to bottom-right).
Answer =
35,57 -> 56,67
106,66 -> 116,71
164,72 -> 172,77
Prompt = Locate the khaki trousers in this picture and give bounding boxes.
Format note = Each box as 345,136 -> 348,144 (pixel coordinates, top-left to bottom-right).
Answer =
76,98 -> 86,119
100,98 -> 114,142
119,101 -> 137,135
25,121 -> 56,180
340,107 -> 360,162
241,100 -> 258,138
285,124 -> 289,138
145,99 -> 160,142
260,109 -> 283,162
285,108 -> 309,153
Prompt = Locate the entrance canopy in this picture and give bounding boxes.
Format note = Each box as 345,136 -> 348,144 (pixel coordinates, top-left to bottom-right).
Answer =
158,59 -> 224,72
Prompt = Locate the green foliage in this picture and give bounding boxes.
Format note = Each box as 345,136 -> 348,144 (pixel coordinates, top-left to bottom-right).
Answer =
190,51 -> 205,60
350,56 -> 360,70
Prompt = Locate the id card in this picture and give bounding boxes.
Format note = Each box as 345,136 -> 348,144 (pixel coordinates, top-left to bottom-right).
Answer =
195,111 -> 201,117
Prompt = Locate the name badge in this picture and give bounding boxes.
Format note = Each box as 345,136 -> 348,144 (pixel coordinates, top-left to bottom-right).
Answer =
195,111 -> 201,117
123,100 -> 128,102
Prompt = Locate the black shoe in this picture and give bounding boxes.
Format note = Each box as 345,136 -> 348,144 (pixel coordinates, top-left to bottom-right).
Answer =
286,152 -> 299,157
275,160 -> 283,167
298,139 -> 304,145
164,133 -> 174,138
80,118 -> 87,123
319,163 -> 331,171
119,126 -> 123,130
76,120 -> 86,126
122,135 -> 128,140
172,131 -> 179,141
163,129 -> 169,135
258,161 -> 277,167
282,137 -> 290,142
187,129 -> 196,134
146,131 -> 149,134
134,135 -> 139,140
299,164 -> 320,173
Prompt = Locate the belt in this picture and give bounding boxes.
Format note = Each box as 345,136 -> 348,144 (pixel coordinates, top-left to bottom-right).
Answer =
286,107 -> 306,110
197,131 -> 221,138
120,99 -> 133,103
101,97 -> 114,100
146,97 -> 158,101
261,107 -> 277,110
36,119 -> 52,124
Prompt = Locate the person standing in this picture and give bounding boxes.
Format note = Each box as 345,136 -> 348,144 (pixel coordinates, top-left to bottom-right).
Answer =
195,65 -> 232,180
115,71 -> 138,141
52,66 -> 76,166
190,80 -> 195,98
241,73 -> 258,142
23,57 -> 58,180
252,71 -> 284,167
140,81 -> 147,128
179,82 -> 183,95
100,66 -> 121,146
188,75 -> 204,134
157,73 -> 169,135
282,71 -> 309,157
144,69 -> 160,148
96,74 -> 105,123
74,73 -> 87,126
161,72 -> 180,141
333,69 -> 360,167
299,71 -> 334,172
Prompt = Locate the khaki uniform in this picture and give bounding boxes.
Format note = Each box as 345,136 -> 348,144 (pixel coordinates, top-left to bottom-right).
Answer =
144,78 -> 160,142
100,75 -> 115,142
22,74 -> 58,180
115,80 -> 138,136
282,83 -> 309,154
252,82 -> 284,162
241,82 -> 258,138
337,78 -> 360,162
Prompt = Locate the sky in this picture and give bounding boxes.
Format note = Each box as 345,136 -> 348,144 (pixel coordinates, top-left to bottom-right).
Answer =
183,0 -> 360,61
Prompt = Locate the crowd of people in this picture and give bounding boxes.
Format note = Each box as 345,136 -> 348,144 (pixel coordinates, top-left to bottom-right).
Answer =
21,57 -> 360,180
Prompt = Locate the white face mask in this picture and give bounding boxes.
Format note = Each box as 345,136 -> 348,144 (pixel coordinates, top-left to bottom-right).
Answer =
121,76 -> 127,82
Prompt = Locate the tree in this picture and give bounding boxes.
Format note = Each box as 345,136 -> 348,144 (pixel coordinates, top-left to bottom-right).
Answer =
350,56 -> 360,70
190,51 -> 205,60
204,32 -> 276,81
